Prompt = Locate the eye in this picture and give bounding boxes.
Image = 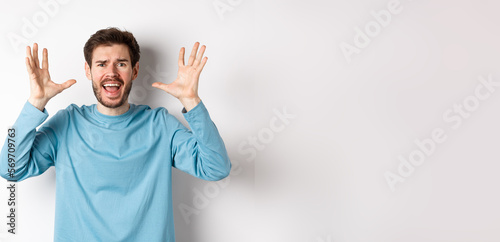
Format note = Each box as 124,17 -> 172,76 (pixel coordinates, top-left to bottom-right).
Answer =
97,63 -> 105,67
118,63 -> 126,67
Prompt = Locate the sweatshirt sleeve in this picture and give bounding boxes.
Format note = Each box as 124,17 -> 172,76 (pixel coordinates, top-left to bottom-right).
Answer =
0,101 -> 58,182
169,100 -> 231,181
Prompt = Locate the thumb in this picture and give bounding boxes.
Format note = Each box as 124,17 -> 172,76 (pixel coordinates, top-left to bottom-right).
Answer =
152,82 -> 170,93
60,79 -> 77,91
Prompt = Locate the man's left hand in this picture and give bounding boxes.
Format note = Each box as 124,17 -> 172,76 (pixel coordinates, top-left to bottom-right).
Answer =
152,42 -> 207,111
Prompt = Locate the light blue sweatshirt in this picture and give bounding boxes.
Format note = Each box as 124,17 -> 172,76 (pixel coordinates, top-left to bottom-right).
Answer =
0,100 -> 231,242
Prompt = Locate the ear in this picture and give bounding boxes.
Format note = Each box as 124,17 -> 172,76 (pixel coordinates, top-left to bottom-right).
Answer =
85,62 -> 92,80
132,62 -> 139,80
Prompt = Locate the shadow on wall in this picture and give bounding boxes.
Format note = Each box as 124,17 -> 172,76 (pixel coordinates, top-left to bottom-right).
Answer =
133,44 -> 255,241
130,45 -> 167,107
130,44 -> 206,241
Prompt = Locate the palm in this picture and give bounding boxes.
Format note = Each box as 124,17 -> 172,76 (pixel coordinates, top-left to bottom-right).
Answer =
28,62 -> 55,99
169,63 -> 203,99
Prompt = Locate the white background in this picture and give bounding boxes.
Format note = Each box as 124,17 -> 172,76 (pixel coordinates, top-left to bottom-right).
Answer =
1,0 -> 500,241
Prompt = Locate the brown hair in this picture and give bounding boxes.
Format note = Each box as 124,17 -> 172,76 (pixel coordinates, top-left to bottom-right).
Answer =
84,27 -> 140,68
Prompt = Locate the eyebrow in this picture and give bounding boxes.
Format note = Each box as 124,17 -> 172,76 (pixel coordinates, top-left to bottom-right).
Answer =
95,59 -> 130,64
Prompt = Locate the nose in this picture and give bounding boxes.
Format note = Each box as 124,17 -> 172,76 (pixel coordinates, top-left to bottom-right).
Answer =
105,64 -> 118,78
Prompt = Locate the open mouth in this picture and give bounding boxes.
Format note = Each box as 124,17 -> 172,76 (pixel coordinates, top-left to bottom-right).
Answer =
102,82 -> 122,97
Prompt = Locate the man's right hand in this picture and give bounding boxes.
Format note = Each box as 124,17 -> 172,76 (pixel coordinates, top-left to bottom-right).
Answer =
26,43 -> 76,111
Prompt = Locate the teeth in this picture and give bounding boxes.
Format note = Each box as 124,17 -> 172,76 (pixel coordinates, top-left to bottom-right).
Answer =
103,83 -> 121,87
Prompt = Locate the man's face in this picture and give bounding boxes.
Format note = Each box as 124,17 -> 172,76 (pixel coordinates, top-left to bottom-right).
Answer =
85,44 -> 139,109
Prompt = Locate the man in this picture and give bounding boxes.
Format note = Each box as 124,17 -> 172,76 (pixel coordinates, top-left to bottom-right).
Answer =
0,27 -> 231,241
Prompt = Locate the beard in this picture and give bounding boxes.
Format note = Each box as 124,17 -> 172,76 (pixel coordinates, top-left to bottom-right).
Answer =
92,77 -> 133,109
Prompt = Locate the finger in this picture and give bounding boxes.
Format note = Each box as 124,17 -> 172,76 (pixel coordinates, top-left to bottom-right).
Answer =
59,79 -> 77,92
42,48 -> 49,70
25,57 -> 34,75
26,45 -> 31,60
199,57 -> 208,71
194,45 -> 206,67
187,42 -> 200,66
178,47 -> 185,66
26,46 -> 34,67
33,43 -> 40,68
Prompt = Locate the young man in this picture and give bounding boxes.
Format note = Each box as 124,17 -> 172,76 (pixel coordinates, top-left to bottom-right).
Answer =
0,27 -> 231,241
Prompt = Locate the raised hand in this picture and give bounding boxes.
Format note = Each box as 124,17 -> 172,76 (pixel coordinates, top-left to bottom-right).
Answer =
152,42 -> 208,112
26,43 -> 76,111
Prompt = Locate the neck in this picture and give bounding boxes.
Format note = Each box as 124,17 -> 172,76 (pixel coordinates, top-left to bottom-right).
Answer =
96,102 -> 130,116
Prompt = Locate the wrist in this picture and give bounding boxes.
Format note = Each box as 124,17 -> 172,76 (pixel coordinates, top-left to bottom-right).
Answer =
179,96 -> 201,112
28,96 -> 48,112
